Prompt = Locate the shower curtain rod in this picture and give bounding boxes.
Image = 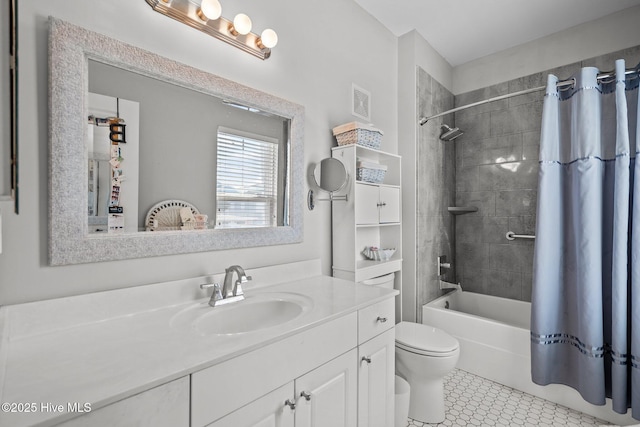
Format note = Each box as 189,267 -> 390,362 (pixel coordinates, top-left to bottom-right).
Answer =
419,68 -> 639,126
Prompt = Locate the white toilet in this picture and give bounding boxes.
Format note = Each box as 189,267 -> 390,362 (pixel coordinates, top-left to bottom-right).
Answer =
395,321 -> 460,424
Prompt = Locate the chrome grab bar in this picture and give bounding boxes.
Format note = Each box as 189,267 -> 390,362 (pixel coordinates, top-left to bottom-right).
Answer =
505,231 -> 535,241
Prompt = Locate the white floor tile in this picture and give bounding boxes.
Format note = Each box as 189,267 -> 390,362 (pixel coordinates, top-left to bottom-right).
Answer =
406,369 -> 610,427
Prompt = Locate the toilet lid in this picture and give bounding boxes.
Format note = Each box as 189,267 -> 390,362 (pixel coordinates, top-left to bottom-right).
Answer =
395,322 -> 459,354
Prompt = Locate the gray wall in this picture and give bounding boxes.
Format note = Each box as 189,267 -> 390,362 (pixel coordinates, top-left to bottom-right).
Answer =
415,67 -> 455,320
453,45 -> 640,302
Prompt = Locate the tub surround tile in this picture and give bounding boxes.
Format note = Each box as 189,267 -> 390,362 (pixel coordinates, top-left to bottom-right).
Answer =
496,190 -> 537,216
417,68 -> 456,313
459,134 -> 524,167
477,160 -> 539,191
508,215 -> 537,238
455,110 -> 492,141
455,191 -> 496,216
455,242 -> 490,273
489,244 -> 534,272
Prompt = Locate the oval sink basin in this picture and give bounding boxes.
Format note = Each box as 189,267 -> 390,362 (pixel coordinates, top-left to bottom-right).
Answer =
170,292 -> 312,336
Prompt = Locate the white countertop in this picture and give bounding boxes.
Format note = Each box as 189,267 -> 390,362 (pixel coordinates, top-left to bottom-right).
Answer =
0,262 -> 397,427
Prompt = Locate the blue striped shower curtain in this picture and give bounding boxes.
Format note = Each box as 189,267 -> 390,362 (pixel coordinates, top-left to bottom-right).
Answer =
531,59 -> 640,418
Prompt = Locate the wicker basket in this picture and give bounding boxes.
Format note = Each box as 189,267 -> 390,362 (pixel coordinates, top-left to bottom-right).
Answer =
356,160 -> 387,184
332,122 -> 383,149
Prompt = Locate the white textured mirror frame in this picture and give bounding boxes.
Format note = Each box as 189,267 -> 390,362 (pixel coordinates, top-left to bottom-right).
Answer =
48,18 -> 304,265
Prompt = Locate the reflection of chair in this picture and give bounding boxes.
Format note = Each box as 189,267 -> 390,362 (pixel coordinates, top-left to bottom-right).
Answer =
145,200 -> 199,231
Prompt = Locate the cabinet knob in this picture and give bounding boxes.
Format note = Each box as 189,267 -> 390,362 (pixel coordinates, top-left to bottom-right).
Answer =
300,391 -> 312,401
284,399 -> 296,410
376,316 -> 387,323
376,202 -> 387,207
362,356 -> 372,364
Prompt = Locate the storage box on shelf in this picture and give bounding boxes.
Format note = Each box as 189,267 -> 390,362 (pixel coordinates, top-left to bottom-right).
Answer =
331,142 -> 402,321
332,122 -> 384,149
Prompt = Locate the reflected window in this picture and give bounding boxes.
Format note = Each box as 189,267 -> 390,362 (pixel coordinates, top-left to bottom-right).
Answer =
216,129 -> 279,228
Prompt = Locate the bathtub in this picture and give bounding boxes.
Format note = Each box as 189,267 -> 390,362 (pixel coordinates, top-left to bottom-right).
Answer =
422,290 -> 634,425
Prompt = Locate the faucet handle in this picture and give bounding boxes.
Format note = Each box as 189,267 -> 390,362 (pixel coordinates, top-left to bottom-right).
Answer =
233,275 -> 251,297
234,281 -> 245,297
200,283 -> 223,302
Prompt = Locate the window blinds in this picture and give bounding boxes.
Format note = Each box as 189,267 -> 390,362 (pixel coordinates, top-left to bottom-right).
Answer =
216,131 -> 279,228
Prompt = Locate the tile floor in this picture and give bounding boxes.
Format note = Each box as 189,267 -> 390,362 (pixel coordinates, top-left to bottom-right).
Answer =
405,369 -> 610,427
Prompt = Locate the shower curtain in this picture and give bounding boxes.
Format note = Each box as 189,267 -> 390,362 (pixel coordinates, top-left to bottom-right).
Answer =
531,59 -> 640,417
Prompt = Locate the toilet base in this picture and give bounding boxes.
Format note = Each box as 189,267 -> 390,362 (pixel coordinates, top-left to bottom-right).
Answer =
407,378 -> 445,424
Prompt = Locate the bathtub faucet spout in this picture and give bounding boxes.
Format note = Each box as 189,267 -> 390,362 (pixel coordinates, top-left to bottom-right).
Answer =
439,280 -> 462,292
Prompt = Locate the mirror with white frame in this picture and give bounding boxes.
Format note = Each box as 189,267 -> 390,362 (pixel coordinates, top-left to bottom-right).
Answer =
48,18 -> 304,265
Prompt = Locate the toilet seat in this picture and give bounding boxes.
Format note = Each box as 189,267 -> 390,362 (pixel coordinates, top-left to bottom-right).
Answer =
395,321 -> 459,357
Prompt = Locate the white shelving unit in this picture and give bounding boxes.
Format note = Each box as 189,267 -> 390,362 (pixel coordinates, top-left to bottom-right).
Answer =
331,144 -> 402,320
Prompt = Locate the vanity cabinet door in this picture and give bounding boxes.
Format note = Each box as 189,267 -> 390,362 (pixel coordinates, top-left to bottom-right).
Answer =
358,328 -> 395,427
294,349 -> 357,427
55,377 -> 189,427
205,383 -> 295,427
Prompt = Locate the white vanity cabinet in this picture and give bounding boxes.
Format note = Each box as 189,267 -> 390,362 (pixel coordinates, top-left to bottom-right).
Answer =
358,329 -> 395,427
205,383 -> 295,427
206,350 -> 357,427
191,314 -> 358,427
0,263 -> 397,427
357,297 -> 395,427
55,377 -> 190,427
194,297 -> 395,427
294,349 -> 357,427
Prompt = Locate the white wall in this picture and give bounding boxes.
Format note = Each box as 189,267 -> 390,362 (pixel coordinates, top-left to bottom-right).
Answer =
453,5 -> 640,94
0,0 -> 397,305
397,31 -> 452,321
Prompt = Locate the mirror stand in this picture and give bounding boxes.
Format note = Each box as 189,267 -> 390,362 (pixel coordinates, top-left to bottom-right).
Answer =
307,190 -> 347,211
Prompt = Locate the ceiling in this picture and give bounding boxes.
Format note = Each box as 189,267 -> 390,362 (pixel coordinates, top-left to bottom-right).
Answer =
353,0 -> 640,67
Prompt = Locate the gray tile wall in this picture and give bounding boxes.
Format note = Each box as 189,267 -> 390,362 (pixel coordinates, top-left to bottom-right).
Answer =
416,68 -> 456,319
452,46 -> 640,302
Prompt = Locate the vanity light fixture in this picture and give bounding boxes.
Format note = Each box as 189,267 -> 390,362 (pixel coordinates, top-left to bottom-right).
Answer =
146,0 -> 278,60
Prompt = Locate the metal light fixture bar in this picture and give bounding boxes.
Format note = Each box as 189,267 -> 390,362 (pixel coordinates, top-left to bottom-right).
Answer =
145,0 -> 272,60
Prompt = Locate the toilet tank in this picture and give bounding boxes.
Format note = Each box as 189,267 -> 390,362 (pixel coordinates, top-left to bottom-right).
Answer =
361,272 -> 395,290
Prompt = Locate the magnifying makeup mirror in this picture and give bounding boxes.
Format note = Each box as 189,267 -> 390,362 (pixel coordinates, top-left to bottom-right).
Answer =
308,158 -> 349,210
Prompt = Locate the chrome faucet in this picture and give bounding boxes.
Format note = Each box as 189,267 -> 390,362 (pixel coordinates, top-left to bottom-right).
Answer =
200,265 -> 252,307
222,265 -> 251,299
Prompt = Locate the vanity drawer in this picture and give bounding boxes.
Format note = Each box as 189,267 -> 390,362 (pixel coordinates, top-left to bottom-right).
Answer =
358,297 -> 395,344
191,312 -> 358,427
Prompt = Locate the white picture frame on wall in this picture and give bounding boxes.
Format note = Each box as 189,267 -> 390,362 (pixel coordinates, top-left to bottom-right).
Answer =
351,83 -> 371,122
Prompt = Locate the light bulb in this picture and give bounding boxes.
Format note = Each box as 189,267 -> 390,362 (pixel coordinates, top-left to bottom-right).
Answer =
197,0 -> 222,21
232,13 -> 252,35
258,29 -> 278,49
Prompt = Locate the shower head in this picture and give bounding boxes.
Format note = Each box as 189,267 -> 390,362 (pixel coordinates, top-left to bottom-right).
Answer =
439,124 -> 464,141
